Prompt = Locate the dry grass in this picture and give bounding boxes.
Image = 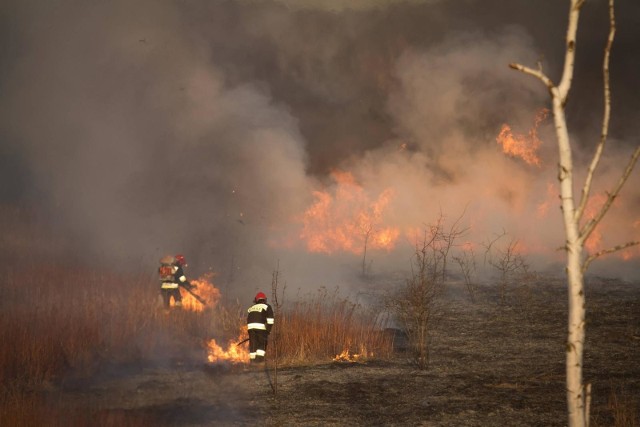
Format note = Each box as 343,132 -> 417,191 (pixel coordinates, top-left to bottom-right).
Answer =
273,287 -> 393,364
2,208 -> 635,425
0,267 -> 393,424
591,382 -> 640,427
0,203 -> 222,425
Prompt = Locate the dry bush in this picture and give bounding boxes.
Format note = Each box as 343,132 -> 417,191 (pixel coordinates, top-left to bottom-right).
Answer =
386,213 -> 467,370
453,247 -> 478,303
387,232 -> 445,370
483,233 -> 534,307
273,287 -> 393,364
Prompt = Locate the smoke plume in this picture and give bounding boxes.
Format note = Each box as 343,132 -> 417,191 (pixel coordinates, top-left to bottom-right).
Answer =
1,0 -> 638,295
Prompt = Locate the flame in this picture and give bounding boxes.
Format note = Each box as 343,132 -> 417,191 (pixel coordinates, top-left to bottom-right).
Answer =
172,273 -> 221,311
497,109 -> 548,166
206,335 -> 249,364
536,182 -> 557,218
333,348 -> 371,362
300,170 -> 399,254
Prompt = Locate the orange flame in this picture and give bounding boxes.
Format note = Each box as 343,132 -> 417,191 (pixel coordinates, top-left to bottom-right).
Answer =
172,273 -> 221,311
536,182 -> 557,218
333,348 -> 371,362
497,109 -> 549,166
207,334 -> 249,364
300,170 -> 399,254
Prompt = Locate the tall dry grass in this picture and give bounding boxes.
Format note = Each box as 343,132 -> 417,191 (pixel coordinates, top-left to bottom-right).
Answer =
272,287 -> 393,364
0,206 -> 393,424
0,257 -> 208,426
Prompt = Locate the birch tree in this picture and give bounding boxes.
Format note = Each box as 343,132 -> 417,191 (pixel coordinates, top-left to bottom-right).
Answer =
509,1 -> 640,426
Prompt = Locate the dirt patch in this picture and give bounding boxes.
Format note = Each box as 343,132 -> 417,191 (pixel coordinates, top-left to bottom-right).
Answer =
54,279 -> 640,426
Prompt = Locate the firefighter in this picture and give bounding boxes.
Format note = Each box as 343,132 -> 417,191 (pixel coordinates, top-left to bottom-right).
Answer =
158,254 -> 194,309
247,292 -> 274,363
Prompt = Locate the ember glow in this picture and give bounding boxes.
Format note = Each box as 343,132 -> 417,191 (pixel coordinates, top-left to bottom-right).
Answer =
300,170 -> 400,254
497,109 -> 549,166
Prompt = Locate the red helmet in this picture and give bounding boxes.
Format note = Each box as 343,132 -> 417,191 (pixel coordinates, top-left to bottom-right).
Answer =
175,254 -> 187,266
254,292 -> 267,302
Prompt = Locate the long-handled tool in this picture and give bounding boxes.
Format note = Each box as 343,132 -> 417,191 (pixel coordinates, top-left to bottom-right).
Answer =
235,337 -> 249,346
181,284 -> 207,306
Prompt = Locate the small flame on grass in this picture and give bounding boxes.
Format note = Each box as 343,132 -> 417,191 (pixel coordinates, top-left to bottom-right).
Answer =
333,349 -> 370,362
207,335 -> 249,364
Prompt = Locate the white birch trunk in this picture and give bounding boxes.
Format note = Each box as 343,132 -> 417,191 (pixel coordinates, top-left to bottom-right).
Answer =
511,2 -> 588,425
509,1 -> 638,425
553,93 -> 586,426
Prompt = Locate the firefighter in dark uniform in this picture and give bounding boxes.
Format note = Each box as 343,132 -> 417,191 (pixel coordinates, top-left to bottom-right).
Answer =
158,254 -> 193,309
247,292 -> 274,363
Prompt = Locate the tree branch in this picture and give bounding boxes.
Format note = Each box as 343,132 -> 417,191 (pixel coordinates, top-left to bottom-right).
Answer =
508,63 -> 555,90
575,0 -> 616,224
579,146 -> 640,244
582,241 -> 640,273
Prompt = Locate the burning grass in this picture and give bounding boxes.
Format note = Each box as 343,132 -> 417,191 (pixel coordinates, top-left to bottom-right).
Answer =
273,287 -> 393,364
2,208 -> 635,425
0,257 -> 392,425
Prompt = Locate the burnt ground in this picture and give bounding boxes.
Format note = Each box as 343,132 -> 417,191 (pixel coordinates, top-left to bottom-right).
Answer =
54,278 -> 640,426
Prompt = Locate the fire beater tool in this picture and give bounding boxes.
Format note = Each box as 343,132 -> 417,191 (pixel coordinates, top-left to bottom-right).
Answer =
181,284 -> 207,306
235,337 -> 250,346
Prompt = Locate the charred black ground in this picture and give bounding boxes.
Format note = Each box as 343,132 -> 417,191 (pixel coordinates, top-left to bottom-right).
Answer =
53,278 -> 640,426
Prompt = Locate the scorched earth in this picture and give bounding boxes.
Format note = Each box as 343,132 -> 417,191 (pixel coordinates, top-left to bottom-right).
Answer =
56,278 -> 640,427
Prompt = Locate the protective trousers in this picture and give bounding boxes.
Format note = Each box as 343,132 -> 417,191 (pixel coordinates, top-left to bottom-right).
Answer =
160,288 -> 182,308
249,329 -> 268,363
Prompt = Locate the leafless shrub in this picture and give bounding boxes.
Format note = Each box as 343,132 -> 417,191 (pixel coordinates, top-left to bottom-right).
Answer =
387,212 -> 467,370
453,247 -> 478,303
483,232 -> 533,306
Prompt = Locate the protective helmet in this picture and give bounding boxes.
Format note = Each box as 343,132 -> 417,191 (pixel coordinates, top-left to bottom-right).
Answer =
254,292 -> 267,303
175,254 -> 187,266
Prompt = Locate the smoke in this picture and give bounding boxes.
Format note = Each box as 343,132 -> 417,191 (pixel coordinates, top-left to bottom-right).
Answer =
1,0 -> 638,294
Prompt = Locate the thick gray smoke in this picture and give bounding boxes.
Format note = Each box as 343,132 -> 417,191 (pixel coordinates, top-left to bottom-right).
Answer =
1,0 -> 638,295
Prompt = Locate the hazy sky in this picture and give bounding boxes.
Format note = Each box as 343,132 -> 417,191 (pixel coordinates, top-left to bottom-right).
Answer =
1,0 -> 638,293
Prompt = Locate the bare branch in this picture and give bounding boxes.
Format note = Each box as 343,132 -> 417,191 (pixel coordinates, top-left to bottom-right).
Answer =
482,229 -> 507,266
509,63 -> 555,90
575,0 -> 616,224
579,146 -> 640,244
582,241 -> 640,273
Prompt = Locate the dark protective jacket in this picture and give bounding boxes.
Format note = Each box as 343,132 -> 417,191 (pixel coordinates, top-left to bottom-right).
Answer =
247,301 -> 275,333
159,264 -> 190,289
